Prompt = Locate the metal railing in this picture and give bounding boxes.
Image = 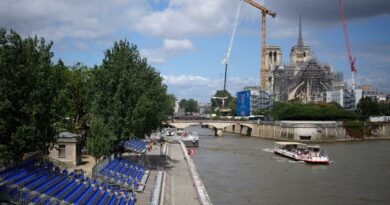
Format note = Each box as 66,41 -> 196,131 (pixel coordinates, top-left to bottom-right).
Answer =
91,154 -> 114,179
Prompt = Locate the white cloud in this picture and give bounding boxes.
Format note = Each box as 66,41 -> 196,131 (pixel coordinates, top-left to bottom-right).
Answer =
162,74 -> 258,102
135,0 -> 237,38
74,42 -> 89,51
163,39 -> 193,52
3,0 -> 388,41
2,0 -> 389,78
163,74 -> 210,85
140,38 -> 193,64
0,0 -> 149,41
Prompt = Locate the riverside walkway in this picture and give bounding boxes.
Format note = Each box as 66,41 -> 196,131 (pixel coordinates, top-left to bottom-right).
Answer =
163,143 -> 200,205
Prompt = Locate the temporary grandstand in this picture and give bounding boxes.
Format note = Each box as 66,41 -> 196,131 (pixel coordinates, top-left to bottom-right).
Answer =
94,157 -> 150,193
0,160 -> 137,204
123,139 -> 148,153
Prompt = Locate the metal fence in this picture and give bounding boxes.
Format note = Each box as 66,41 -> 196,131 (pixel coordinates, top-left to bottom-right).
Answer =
91,154 -> 114,179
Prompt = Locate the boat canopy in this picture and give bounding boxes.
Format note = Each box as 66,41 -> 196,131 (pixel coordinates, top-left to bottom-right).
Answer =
275,141 -> 306,146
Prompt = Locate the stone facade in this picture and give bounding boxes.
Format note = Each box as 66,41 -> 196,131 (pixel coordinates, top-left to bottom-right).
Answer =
49,132 -> 82,166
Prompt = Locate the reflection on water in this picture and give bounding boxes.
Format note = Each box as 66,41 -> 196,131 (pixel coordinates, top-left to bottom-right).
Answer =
188,125 -> 390,205
261,148 -> 273,153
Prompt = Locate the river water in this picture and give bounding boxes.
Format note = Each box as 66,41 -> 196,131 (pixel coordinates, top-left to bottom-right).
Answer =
188,126 -> 390,205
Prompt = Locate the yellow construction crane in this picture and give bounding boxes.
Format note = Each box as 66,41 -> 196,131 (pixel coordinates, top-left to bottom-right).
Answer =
243,0 -> 276,89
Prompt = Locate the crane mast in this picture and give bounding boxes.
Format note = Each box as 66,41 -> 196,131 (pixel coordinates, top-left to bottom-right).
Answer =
222,0 -> 243,91
339,0 -> 357,90
243,0 -> 276,90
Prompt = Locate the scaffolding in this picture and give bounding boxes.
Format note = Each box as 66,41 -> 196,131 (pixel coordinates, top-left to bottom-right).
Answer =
273,59 -> 334,102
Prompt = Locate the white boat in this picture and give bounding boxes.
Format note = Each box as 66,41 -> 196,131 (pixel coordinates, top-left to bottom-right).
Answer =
300,145 -> 330,165
177,130 -> 199,147
273,142 -> 329,165
273,142 -> 306,161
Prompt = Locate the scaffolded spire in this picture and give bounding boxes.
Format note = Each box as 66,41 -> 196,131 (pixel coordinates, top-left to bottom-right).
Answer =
297,15 -> 304,47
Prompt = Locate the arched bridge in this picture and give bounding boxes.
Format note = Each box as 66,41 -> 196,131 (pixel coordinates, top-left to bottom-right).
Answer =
164,120 -> 255,136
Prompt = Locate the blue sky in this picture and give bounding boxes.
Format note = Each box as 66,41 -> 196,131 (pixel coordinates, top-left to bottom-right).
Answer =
1,0 -> 390,103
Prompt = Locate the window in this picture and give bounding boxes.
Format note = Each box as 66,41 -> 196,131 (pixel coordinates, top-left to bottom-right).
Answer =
58,145 -> 66,158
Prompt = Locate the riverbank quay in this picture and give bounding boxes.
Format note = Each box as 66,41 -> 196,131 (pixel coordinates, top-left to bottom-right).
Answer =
161,142 -> 211,205
223,121 -> 390,142
101,140 -> 211,205
0,138 -> 209,205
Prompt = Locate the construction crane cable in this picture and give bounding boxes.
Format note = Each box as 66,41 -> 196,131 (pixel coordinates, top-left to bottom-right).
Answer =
222,0 -> 243,65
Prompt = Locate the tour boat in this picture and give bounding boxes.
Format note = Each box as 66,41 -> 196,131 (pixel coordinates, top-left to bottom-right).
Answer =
273,142 -> 330,165
273,142 -> 306,161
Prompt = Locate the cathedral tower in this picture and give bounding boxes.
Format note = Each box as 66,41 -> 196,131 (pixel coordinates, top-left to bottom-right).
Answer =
290,15 -> 311,66
265,46 -> 282,91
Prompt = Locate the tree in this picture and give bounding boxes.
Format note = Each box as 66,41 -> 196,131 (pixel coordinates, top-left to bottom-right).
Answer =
89,40 -> 172,141
86,116 -> 114,164
0,29 -> 63,161
162,94 -> 176,117
228,97 -> 237,116
378,101 -> 390,116
210,90 -> 235,116
357,97 -> 379,117
55,63 -> 92,133
270,102 -> 359,120
179,99 -> 198,114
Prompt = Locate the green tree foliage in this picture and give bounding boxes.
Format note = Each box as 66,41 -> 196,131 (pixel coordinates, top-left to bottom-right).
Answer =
0,29 -> 63,161
179,99 -> 198,113
210,90 -> 236,115
378,101 -> 390,116
89,40 -> 172,141
228,97 -> 237,116
86,116 -> 114,164
55,63 -> 92,133
356,97 -> 380,117
270,102 -> 360,120
162,94 -> 176,117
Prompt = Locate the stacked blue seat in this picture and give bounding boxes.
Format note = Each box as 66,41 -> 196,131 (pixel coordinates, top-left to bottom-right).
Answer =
0,162 -> 137,204
98,158 -> 148,190
123,139 -> 147,153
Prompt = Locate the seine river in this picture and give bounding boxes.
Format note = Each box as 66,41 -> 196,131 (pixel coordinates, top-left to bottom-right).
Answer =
188,126 -> 390,205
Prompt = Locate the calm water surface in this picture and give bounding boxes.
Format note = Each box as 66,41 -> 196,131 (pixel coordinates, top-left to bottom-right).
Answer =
188,126 -> 390,205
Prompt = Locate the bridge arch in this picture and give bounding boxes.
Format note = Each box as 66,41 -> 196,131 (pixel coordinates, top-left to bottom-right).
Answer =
165,122 -> 200,130
164,121 -> 257,137
223,123 -> 254,136
239,124 -> 253,136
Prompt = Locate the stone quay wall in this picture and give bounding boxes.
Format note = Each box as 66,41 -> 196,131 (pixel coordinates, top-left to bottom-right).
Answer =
224,121 -> 390,141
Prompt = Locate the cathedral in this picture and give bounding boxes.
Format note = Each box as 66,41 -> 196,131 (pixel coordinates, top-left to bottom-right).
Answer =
266,17 -> 334,103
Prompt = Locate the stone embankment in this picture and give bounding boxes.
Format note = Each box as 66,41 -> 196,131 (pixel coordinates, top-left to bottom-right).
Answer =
224,121 -> 390,142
